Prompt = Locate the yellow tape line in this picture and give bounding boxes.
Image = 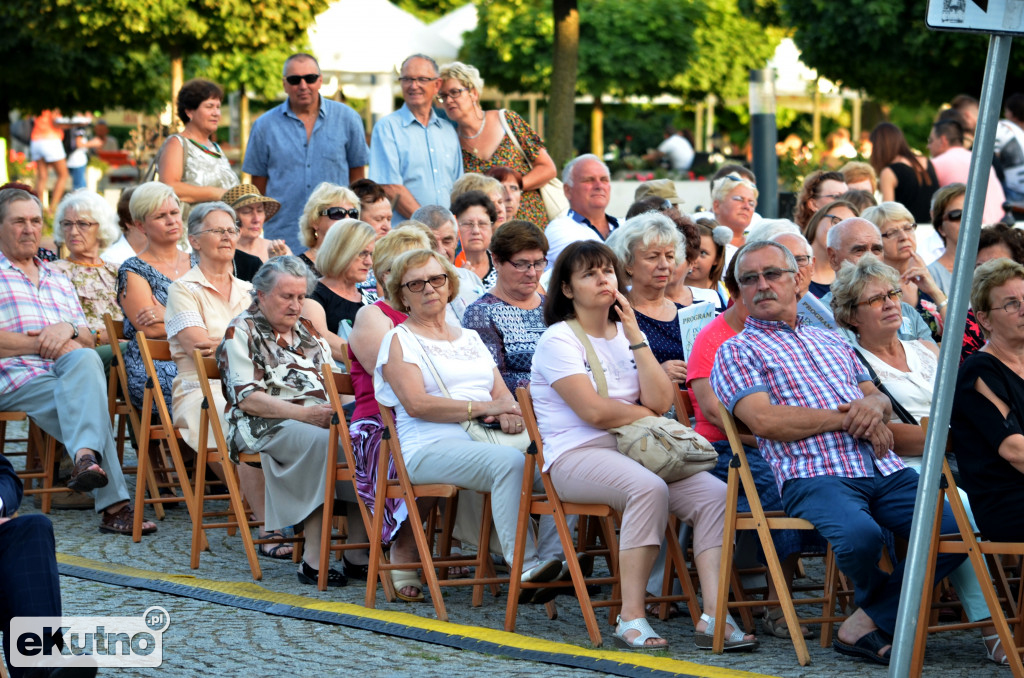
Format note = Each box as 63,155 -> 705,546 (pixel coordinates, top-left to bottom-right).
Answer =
57,552 -> 775,678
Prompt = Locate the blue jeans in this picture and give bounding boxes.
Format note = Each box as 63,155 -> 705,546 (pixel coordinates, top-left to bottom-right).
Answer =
781,466 -> 965,635
711,439 -> 825,563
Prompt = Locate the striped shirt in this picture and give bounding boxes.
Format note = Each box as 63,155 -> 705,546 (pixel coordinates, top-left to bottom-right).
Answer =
710,315 -> 905,493
0,253 -> 87,394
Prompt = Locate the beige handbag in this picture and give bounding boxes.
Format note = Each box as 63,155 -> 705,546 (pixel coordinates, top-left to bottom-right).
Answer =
566,320 -> 717,482
497,110 -> 570,221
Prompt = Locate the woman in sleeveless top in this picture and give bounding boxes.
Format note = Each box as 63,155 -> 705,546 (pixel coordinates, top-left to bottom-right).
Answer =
870,122 -> 937,224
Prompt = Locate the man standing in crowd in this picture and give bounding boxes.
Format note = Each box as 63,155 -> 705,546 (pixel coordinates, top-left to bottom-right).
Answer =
544,154 -> 619,268
711,240 -> 964,666
244,53 -> 369,253
927,118 -> 1005,224
995,93 -> 1024,203
0,188 -> 153,537
369,54 -> 463,220
643,125 -> 695,172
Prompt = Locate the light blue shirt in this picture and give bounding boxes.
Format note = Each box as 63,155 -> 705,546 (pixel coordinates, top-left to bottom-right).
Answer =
242,96 -> 369,253
368,104 -> 463,218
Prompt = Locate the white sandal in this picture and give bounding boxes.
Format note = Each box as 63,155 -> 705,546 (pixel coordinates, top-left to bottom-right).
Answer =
985,633 -> 1010,666
612,615 -> 668,651
695,613 -> 759,651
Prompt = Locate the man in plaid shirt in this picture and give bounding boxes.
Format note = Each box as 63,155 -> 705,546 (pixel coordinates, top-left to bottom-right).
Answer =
0,188 -> 153,536
710,240 -> 963,665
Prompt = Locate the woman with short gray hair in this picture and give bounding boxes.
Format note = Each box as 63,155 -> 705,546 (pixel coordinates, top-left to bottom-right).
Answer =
218,254 -> 343,585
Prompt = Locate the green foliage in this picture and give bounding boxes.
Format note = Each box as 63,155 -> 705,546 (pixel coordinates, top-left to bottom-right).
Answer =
779,0 -> 1024,106
395,0 -> 469,23
463,0 -> 781,101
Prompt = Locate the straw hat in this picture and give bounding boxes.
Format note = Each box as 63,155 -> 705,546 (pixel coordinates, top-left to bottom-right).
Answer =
223,184 -> 281,220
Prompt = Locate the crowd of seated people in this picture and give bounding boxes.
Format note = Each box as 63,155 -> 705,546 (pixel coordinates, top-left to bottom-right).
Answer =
11,78 -> 1024,670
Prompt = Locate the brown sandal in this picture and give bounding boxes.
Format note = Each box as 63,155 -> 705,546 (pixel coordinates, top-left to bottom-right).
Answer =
67,453 -> 108,492
100,503 -> 156,536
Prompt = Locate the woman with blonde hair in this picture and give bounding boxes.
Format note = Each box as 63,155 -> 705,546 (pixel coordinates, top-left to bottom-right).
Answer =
438,61 -> 557,227
296,182 -> 360,274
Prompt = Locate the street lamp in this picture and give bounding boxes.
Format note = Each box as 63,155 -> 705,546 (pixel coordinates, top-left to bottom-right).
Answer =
750,68 -> 778,219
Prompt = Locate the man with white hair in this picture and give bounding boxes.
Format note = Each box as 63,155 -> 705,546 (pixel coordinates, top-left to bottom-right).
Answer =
822,218 -> 934,345
543,154 -> 619,269
769,230 -> 839,331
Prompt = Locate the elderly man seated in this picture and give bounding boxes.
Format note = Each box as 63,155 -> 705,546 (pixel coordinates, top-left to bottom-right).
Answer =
0,188 -> 153,536
710,240 -> 963,665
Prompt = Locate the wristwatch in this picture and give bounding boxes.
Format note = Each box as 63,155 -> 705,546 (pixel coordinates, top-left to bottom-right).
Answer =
628,339 -> 649,351
67,320 -> 79,340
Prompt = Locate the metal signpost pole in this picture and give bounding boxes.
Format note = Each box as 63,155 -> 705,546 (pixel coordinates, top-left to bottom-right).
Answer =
888,32 -> 1012,677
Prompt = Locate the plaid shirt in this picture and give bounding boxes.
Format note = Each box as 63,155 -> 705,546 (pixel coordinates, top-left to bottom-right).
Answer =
0,253 -> 87,394
710,315 -> 906,493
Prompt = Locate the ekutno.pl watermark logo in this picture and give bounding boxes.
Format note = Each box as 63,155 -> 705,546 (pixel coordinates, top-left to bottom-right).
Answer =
10,606 -> 169,669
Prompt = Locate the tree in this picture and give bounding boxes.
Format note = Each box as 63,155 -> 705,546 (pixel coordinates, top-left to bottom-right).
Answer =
550,0 -> 580,169
779,0 -> 1024,106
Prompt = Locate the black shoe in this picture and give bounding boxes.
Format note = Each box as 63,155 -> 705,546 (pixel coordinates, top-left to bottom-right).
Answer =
342,556 -> 370,581
297,560 -> 347,587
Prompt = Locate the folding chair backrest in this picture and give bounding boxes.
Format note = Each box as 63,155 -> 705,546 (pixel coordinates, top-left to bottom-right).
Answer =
105,312 -> 142,433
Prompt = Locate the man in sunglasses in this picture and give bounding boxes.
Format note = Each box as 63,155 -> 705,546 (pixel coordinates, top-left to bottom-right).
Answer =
368,54 -> 463,220
244,53 -> 369,254
711,240 -> 964,666
928,118 -> 1005,224
820,218 -> 937,347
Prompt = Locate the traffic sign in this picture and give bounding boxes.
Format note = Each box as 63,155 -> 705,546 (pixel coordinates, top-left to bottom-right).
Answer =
927,0 -> 1024,35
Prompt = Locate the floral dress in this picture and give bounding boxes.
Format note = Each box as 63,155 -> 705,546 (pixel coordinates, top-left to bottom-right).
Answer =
50,259 -> 122,335
461,110 -> 549,228
117,257 -> 177,411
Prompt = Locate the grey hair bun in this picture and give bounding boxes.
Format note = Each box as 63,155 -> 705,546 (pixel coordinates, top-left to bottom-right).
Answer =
712,226 -> 734,247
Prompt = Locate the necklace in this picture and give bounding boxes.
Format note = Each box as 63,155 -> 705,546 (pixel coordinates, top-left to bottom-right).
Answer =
149,251 -> 184,277
459,112 -> 487,140
184,136 -> 223,158
69,257 -> 103,268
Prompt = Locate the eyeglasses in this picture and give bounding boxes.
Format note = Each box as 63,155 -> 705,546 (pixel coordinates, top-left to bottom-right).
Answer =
816,192 -> 845,202
459,220 -> 492,231
356,249 -> 373,260
59,220 -> 98,232
507,258 -> 547,272
855,288 -> 903,309
730,195 -> 757,209
991,298 -> 1024,314
793,254 -> 813,266
736,268 -> 796,287
944,209 -> 963,222
435,87 -> 468,103
320,207 -> 359,220
402,273 -> 448,293
285,73 -> 320,86
881,223 -> 918,240
398,76 -> 438,84
196,227 -> 240,238
823,213 -> 844,226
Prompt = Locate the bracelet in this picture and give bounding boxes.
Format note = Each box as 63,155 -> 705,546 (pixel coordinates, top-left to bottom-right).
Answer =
937,298 -> 948,310
467,400 -> 473,420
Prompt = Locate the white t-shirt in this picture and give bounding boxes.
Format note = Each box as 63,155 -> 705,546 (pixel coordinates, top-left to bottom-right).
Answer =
530,321 -> 639,470
657,134 -> 695,171
374,324 -> 496,464
100,234 -> 137,266
544,216 -> 603,272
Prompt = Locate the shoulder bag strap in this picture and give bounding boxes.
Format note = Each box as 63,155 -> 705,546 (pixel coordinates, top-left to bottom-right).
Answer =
396,324 -> 452,398
566,319 -> 609,398
497,109 -> 533,170
853,347 -> 918,426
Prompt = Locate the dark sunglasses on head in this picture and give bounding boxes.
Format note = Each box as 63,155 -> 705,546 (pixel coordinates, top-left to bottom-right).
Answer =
286,73 -> 320,86
320,207 -> 359,220
944,209 -> 963,222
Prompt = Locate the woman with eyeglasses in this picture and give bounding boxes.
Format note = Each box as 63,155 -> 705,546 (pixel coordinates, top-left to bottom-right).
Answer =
802,199 -> 860,298
869,122 -> 938,225
863,202 -> 946,341
437,62 -> 557,227
157,79 -> 239,212
296,182 -> 361,275
831,254 -> 1006,665
927,183 -> 966,295
793,170 -> 848,230
375,248 -> 562,601
711,174 -> 759,245
302,218 -> 377,362
223,184 -> 290,262
462,220 -> 549,394
452,190 -> 499,288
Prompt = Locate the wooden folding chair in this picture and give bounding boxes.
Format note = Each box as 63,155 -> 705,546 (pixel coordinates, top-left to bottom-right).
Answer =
715,402 -> 845,665
132,334 -> 198,541
674,386 -> 695,422
365,405 -> 500,621
3,411 -> 63,513
102,313 -> 132,467
191,351 -> 301,581
909,455 -> 1024,676
320,364 -> 392,595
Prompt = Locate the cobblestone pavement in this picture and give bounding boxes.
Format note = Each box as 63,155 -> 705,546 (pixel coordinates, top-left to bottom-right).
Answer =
5,422 -> 1013,677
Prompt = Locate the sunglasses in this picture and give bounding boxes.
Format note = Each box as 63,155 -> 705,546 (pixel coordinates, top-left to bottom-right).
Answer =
319,207 -> 359,220
402,274 -> 448,293
285,73 -> 320,86
944,209 -> 963,222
